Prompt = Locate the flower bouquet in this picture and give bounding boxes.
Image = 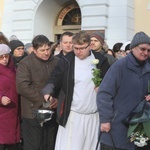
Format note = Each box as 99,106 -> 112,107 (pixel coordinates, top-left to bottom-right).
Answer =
91,59 -> 102,87
128,119 -> 150,147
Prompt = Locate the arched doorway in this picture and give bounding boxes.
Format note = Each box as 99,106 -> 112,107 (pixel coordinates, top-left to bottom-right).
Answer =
54,2 -> 81,41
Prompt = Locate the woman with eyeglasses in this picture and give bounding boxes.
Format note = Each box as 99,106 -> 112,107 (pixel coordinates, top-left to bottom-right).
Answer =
97,31 -> 150,150
0,44 -> 20,150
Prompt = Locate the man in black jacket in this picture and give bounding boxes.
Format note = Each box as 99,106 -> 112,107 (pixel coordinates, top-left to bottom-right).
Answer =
42,31 -> 109,150
56,31 -> 74,58
90,31 -> 117,65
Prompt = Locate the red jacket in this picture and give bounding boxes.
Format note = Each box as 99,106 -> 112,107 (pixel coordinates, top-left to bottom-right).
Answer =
0,57 -> 20,144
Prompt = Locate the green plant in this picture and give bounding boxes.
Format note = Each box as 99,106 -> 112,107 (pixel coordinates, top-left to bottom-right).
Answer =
128,123 -> 150,147
91,59 -> 102,87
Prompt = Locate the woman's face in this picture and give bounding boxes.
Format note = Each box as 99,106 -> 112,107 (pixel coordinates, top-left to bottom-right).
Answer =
13,46 -> 24,57
0,53 -> 10,66
132,44 -> 150,62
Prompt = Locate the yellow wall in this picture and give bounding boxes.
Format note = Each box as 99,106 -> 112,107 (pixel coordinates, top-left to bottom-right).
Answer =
135,0 -> 150,34
0,0 -> 4,30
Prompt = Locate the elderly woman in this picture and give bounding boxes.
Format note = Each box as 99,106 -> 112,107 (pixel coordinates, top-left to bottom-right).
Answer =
97,31 -> 150,150
0,44 -> 20,150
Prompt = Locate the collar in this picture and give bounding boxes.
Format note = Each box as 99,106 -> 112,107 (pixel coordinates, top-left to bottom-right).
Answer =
131,52 -> 146,66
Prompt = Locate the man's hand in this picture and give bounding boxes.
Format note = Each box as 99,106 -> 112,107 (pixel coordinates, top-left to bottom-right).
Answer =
44,94 -> 50,102
94,87 -> 99,93
43,95 -> 58,109
49,97 -> 58,109
100,122 -> 111,133
145,95 -> 150,101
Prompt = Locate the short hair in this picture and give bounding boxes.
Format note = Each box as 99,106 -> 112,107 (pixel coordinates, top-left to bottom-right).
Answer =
32,35 -> 52,50
60,31 -> 74,41
72,31 -> 91,45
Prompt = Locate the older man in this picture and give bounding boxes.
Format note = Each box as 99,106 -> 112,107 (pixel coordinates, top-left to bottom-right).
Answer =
97,31 -> 150,150
16,35 -> 59,150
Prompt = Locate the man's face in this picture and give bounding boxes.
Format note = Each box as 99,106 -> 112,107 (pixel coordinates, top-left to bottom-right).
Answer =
33,44 -> 51,61
90,37 -> 102,51
60,35 -> 73,55
132,44 -> 150,61
73,43 -> 90,60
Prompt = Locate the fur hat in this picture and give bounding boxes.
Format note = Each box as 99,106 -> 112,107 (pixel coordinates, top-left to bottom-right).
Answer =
130,32 -> 150,49
91,31 -> 105,45
0,44 -> 11,55
9,40 -> 24,54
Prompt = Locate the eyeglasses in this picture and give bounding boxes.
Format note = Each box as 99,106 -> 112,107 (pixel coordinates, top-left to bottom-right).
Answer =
138,46 -> 150,53
73,44 -> 90,51
0,54 -> 9,60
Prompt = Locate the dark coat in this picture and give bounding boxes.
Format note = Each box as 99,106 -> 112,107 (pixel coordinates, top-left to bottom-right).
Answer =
100,49 -> 117,66
0,57 -> 20,144
55,50 -> 64,58
97,53 -> 150,149
16,52 -> 59,118
42,50 -> 110,126
11,52 -> 28,67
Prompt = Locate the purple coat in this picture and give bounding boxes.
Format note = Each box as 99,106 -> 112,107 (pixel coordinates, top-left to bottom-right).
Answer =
0,57 -> 20,144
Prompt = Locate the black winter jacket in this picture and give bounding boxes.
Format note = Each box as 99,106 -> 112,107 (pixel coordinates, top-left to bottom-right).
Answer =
42,50 -> 110,126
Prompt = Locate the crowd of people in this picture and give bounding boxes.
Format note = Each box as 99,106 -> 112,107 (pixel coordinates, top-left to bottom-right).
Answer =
0,30 -> 150,150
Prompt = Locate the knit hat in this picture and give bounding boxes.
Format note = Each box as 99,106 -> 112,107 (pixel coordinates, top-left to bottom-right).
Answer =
9,40 -> 24,54
91,31 -> 105,45
130,32 -> 150,49
0,44 -> 11,55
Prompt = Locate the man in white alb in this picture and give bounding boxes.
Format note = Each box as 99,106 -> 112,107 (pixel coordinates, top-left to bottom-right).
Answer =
42,31 -> 109,150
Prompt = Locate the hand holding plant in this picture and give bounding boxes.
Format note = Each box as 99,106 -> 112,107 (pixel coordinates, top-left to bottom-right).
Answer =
91,59 -> 102,88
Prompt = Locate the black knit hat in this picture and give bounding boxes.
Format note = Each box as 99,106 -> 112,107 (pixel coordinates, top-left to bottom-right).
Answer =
9,40 -> 24,54
130,32 -> 150,49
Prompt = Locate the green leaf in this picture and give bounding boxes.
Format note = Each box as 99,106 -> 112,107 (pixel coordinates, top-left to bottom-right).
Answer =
127,123 -> 139,137
91,68 -> 102,87
143,121 -> 150,137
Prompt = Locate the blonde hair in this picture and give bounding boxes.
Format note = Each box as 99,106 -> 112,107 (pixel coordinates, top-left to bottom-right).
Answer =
72,31 -> 91,45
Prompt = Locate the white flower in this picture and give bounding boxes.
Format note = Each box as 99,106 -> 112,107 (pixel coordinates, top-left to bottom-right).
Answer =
134,137 -> 148,147
129,123 -> 150,147
140,137 -> 146,144
135,141 -> 147,147
92,59 -> 99,65
91,59 -> 102,87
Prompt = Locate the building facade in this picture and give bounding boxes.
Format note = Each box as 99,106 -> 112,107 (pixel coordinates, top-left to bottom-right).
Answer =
0,0 -> 150,48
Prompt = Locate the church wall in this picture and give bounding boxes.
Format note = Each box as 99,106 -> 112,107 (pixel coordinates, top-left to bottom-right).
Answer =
0,0 -> 150,48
